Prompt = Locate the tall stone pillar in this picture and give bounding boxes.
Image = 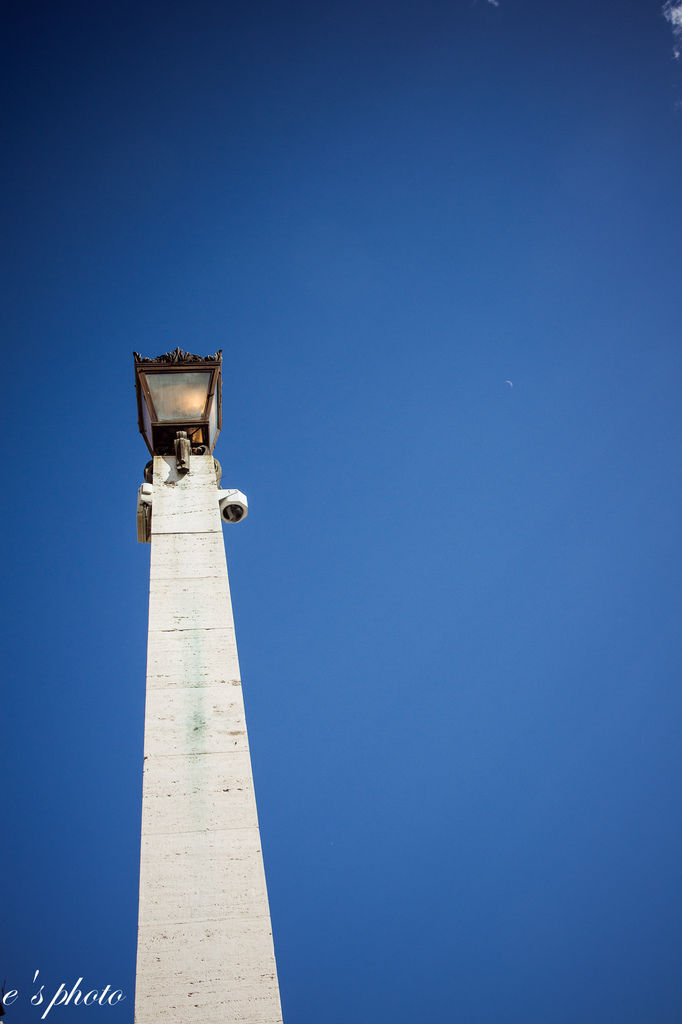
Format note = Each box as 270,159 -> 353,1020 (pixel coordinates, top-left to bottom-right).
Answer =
134,453 -> 283,1024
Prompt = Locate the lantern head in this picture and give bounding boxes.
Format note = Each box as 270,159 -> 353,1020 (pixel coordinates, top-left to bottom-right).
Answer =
133,348 -> 222,455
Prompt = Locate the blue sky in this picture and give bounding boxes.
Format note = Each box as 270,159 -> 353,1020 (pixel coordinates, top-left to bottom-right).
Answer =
3,1 -> 682,1021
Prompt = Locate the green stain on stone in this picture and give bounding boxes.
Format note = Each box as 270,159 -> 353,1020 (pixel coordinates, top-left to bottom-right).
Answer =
190,706 -> 206,740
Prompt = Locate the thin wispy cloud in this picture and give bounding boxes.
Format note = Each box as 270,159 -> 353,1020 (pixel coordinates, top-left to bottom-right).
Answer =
663,1 -> 682,58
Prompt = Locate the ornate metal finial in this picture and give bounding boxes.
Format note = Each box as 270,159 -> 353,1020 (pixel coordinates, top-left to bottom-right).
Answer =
133,348 -> 222,364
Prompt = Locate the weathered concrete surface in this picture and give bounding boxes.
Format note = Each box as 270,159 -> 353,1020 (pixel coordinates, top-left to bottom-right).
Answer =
135,454 -> 283,1024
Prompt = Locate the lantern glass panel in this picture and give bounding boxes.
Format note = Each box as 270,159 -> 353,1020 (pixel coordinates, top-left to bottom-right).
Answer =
209,391 -> 218,447
141,390 -> 153,448
146,371 -> 211,421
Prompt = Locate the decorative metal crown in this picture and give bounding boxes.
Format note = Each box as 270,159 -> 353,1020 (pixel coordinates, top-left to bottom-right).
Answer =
133,347 -> 222,364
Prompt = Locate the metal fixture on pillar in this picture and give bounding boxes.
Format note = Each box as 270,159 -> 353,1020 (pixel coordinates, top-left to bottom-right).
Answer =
133,349 -> 248,541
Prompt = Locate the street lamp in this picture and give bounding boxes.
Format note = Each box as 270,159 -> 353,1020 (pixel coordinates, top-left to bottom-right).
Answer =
133,347 -> 222,456
132,348 -> 283,1024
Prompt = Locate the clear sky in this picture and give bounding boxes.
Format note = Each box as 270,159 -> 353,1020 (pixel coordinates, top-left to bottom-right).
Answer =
3,1 -> 682,1021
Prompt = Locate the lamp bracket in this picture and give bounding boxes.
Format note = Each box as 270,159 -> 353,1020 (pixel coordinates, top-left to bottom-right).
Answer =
174,431 -> 192,473
136,483 -> 153,544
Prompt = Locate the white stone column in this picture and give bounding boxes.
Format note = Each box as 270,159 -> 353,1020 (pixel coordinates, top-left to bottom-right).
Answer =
134,454 -> 283,1024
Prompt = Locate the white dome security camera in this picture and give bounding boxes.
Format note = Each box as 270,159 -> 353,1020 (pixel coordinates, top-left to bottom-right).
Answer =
218,488 -> 248,524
